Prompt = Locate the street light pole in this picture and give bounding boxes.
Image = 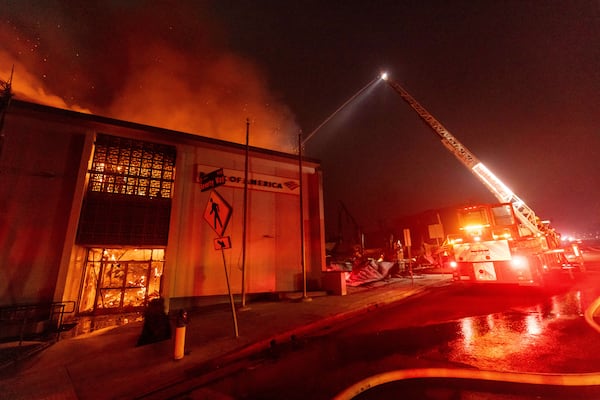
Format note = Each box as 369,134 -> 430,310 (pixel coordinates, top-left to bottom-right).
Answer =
298,131 -> 311,302
241,119 -> 250,309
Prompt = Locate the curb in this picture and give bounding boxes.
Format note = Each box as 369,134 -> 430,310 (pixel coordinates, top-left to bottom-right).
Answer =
137,279 -> 447,399
201,277 -> 447,366
140,277 -> 600,400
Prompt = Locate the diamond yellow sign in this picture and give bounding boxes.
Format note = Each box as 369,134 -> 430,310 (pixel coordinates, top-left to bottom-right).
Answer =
203,190 -> 232,237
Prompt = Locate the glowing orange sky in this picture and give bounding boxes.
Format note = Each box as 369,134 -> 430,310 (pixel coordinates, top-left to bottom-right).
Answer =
0,2 -> 298,152
3,1 -> 599,237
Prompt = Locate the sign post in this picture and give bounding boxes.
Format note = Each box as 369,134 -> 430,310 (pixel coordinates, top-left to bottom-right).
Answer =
217,237 -> 239,338
204,191 -> 238,337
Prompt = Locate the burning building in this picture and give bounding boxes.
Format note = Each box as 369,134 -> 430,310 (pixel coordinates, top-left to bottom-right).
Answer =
0,98 -> 325,337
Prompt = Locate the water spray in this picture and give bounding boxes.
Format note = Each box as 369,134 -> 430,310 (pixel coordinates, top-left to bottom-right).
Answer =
296,71 -> 387,301
301,73 -> 386,146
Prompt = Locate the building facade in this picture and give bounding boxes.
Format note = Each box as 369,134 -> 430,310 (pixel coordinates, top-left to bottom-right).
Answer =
0,100 -> 325,321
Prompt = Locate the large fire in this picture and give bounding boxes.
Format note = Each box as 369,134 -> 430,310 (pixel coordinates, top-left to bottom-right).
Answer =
0,2 -> 297,152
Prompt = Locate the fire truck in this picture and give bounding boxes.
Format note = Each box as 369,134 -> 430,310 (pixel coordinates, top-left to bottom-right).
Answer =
382,73 -> 584,286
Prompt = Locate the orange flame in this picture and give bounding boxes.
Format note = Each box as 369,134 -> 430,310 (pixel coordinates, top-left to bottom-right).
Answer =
0,3 -> 298,152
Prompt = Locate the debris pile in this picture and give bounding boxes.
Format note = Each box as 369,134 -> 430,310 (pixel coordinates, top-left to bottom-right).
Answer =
345,259 -> 396,287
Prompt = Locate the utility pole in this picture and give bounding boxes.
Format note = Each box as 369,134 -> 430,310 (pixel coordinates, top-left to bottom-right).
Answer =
0,66 -> 14,160
298,132 -> 311,302
241,119 -> 250,309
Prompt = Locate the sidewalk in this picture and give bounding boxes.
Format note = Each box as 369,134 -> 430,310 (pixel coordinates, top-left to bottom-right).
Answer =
0,274 -> 451,400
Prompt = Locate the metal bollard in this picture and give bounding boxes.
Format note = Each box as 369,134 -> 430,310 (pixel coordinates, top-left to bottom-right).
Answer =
173,309 -> 189,360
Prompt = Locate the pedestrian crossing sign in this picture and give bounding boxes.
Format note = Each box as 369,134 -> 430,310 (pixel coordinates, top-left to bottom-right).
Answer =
203,190 -> 232,236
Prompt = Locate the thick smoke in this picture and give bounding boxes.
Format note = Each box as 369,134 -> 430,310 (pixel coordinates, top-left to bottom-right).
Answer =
0,1 -> 298,152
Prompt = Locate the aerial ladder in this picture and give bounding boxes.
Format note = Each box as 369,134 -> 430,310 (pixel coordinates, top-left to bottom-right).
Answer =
381,73 -> 557,245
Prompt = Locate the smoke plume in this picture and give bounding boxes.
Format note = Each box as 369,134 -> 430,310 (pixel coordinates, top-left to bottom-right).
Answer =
0,1 -> 298,152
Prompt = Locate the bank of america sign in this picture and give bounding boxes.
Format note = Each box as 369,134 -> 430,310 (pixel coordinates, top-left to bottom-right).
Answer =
195,165 -> 300,195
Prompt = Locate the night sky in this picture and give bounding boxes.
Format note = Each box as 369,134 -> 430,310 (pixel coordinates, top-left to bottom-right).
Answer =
2,1 -> 599,238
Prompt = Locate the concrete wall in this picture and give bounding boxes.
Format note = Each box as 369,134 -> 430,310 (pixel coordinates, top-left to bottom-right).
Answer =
165,145 -> 312,298
0,100 -> 325,313
0,109 -> 86,306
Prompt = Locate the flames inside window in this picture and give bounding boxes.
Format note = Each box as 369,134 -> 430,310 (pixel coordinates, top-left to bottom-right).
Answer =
88,134 -> 176,198
79,248 -> 165,314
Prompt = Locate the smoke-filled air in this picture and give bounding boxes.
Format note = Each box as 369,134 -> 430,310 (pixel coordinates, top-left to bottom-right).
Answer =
0,1 -> 298,152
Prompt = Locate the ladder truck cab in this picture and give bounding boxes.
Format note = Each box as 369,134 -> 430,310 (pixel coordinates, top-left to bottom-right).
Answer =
382,73 -> 584,286
447,203 -> 583,285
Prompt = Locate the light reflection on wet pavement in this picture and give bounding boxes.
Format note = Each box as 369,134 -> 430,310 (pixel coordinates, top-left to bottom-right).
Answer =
420,286 -> 600,373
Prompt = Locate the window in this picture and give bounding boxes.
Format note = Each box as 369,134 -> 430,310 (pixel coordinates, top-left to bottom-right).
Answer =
459,208 -> 490,227
492,204 -> 515,226
88,134 -> 176,198
79,248 -> 165,314
76,134 -> 176,245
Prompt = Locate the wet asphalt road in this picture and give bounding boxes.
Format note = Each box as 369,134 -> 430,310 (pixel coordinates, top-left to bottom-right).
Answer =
180,262 -> 600,399
343,271 -> 600,374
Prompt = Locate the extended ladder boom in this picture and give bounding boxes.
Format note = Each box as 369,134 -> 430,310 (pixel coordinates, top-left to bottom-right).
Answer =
383,76 -> 542,237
